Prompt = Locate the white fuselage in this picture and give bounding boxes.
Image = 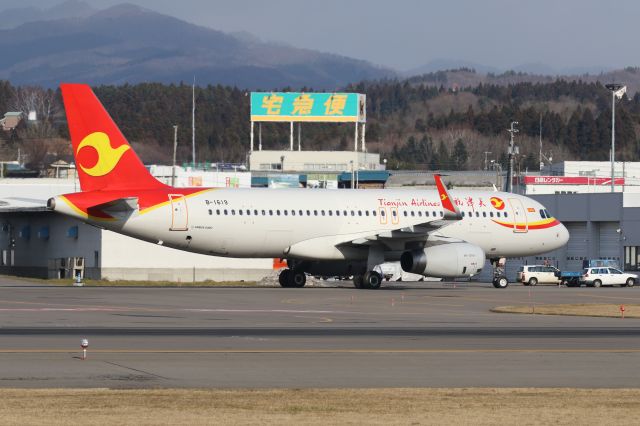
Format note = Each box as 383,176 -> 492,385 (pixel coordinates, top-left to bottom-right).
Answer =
59,188 -> 569,261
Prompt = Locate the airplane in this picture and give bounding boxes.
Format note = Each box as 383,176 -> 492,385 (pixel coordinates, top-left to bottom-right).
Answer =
48,83 -> 570,289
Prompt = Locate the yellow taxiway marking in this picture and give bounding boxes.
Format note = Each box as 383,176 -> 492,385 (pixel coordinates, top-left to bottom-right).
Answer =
1,348 -> 640,354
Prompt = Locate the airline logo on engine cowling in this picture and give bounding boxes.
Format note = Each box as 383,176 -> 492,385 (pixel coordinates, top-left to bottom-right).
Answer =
76,132 -> 130,177
490,197 -> 505,210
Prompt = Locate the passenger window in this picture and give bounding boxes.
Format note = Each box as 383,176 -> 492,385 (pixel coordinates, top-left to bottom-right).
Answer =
433,211 -> 437,217
403,211 -> 408,217
299,210 -> 303,216
351,211 -> 355,216
358,211 -> 363,216
321,210 -> 325,216
343,210 -> 347,216
216,209 -> 220,215
261,210 -> 266,215
269,210 -> 273,216
373,210 -> 377,217
208,209 -> 212,215
276,210 -> 280,216
410,211 -> 415,217
283,210 -> 288,216
239,210 -> 243,215
306,210 -> 310,216
482,212 -> 486,217
314,210 -> 318,216
231,209 -> 236,215
246,209 -> 251,215
475,212 -> 479,217
380,210 -> 386,217
328,210 -> 333,216
224,209 -> 228,215
496,212 -> 501,217
291,210 -> 295,216
254,209 -> 258,215
468,211 -> 472,217
365,211 -> 369,216
440,211 -> 443,217
462,212 -> 465,217
418,211 -> 422,217
335,210 -> 339,216
391,210 -> 396,217
504,212 -> 509,217
490,212 -> 494,217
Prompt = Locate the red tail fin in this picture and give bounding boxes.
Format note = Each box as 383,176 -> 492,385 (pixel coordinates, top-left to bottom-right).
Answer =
61,83 -> 166,192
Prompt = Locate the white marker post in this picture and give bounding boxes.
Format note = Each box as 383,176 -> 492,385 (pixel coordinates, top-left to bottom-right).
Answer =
81,339 -> 89,360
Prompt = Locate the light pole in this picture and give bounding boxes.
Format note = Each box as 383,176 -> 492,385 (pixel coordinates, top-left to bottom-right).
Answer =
605,83 -> 625,193
483,151 -> 492,171
172,125 -> 178,187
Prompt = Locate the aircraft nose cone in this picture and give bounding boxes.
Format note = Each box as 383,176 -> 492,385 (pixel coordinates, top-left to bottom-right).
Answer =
557,222 -> 570,247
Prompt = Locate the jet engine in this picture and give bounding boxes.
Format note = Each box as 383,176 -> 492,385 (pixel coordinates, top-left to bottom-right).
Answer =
400,243 -> 485,278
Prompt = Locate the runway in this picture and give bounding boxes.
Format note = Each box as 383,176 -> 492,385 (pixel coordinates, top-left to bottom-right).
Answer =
1,276 -> 639,388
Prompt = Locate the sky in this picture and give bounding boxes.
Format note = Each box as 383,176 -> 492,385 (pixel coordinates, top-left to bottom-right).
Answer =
4,0 -> 640,72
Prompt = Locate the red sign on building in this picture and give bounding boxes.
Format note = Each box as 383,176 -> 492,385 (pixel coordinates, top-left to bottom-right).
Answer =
523,176 -> 625,185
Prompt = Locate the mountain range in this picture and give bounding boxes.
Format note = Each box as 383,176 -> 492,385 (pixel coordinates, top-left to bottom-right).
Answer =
0,2 -> 392,89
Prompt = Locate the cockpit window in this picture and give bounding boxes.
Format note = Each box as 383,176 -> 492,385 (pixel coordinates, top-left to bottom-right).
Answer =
540,209 -> 546,218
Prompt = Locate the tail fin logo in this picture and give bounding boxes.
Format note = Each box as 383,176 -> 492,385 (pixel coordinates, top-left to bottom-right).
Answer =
76,132 -> 130,177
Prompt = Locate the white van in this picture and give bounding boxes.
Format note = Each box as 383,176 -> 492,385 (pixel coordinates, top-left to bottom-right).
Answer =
516,265 -> 561,286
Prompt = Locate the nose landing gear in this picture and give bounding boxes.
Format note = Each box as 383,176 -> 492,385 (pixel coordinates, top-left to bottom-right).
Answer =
491,257 -> 509,288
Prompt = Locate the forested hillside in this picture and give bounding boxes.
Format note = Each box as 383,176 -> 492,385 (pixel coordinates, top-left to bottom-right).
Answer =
1,75 -> 639,172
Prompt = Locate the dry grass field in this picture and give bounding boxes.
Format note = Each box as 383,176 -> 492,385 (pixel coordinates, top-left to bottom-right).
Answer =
0,388 -> 639,425
492,303 -> 640,318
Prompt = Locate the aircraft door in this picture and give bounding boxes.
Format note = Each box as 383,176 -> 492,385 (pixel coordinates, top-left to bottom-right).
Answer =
169,194 -> 189,231
507,198 -> 527,233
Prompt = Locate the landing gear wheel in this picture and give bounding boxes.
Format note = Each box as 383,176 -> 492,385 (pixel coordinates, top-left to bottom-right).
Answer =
528,277 -> 538,286
625,278 -> 635,288
353,275 -> 364,289
289,270 -> 307,288
363,271 -> 382,290
493,276 -> 509,289
593,279 -> 602,288
278,269 -> 291,288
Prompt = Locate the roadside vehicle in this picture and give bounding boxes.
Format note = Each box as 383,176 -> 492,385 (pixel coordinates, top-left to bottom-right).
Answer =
580,267 -> 638,287
517,265 -> 561,286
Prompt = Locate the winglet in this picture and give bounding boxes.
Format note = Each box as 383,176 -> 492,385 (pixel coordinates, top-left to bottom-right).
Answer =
434,174 -> 461,219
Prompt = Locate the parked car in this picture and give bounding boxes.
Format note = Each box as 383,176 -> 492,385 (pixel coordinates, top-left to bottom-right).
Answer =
517,265 -> 561,286
580,267 -> 638,287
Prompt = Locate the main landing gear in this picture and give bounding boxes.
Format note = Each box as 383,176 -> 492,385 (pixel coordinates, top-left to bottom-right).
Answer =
353,246 -> 384,290
278,269 -> 307,288
491,257 -> 509,289
353,271 -> 383,289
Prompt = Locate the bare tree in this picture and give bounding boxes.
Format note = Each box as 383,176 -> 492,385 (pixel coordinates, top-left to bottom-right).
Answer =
11,86 -> 60,123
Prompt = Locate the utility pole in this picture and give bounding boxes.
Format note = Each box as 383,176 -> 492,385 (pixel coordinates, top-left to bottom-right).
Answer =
506,121 -> 519,193
605,83 -> 625,193
172,125 -> 178,187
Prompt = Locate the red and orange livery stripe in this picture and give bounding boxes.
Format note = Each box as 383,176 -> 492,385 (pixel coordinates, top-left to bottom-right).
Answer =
492,217 -> 560,230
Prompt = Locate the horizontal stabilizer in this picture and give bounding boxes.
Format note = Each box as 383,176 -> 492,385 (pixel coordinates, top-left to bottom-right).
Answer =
87,197 -> 139,217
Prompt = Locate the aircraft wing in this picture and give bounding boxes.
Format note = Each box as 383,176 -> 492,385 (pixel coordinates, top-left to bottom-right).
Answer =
287,175 -> 464,258
340,174 -> 463,246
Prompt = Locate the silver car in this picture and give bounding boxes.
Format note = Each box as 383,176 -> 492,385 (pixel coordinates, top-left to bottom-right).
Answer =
580,267 -> 637,287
